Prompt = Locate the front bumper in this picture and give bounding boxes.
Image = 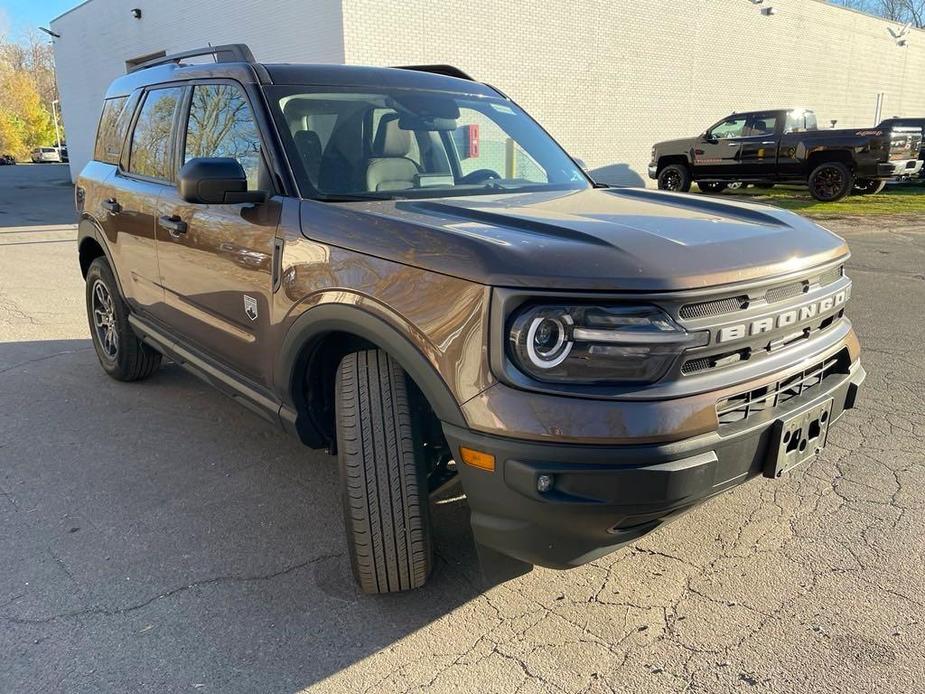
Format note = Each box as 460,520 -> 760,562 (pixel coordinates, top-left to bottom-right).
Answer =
879,159 -> 924,178
647,163 -> 658,179
444,360 -> 865,571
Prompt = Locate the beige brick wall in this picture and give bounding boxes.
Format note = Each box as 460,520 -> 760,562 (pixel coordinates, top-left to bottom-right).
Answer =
52,0 -> 924,184
52,0 -> 345,180
342,0 -> 925,185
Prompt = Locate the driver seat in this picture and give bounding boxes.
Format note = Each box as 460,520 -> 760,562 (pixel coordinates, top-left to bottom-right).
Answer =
365,115 -> 420,192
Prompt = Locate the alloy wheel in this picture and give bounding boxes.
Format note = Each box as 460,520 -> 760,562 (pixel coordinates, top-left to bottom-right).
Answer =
91,279 -> 119,359
813,166 -> 845,201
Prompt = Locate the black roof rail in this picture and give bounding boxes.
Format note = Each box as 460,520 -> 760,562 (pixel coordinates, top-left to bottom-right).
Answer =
393,64 -> 474,81
127,43 -> 256,73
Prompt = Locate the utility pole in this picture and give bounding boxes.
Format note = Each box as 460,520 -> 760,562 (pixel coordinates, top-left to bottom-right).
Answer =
52,99 -> 61,148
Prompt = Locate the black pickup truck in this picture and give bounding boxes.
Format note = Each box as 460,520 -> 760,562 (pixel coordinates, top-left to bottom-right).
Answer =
649,108 -> 923,201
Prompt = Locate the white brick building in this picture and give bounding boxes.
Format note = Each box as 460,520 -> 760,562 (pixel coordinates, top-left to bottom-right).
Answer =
52,0 -> 925,184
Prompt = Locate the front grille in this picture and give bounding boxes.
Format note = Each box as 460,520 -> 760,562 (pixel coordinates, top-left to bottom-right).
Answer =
817,266 -> 842,287
678,265 -> 843,322
679,295 -> 748,320
765,281 -> 806,304
715,350 -> 849,426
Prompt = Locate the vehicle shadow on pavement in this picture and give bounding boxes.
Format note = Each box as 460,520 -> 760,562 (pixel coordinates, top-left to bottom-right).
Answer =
0,339 -> 484,692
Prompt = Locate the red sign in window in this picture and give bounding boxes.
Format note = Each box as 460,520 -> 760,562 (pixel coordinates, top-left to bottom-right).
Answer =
467,124 -> 479,158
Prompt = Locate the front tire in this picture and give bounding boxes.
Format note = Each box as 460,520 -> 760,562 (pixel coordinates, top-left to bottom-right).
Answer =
808,162 -> 853,202
335,350 -> 433,594
657,164 -> 692,192
85,257 -> 161,381
852,179 -> 887,196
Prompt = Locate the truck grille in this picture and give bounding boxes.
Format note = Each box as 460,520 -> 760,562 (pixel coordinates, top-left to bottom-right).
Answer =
679,265 -> 842,322
715,349 -> 849,425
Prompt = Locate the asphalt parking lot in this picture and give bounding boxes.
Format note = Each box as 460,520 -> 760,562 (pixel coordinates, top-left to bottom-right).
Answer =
1,164 -> 923,693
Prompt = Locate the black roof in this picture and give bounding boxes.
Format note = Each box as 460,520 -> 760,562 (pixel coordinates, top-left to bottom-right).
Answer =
878,117 -> 925,126
105,60 -> 498,99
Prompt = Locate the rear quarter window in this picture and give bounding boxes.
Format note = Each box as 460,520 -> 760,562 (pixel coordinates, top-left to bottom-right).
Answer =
94,96 -> 132,165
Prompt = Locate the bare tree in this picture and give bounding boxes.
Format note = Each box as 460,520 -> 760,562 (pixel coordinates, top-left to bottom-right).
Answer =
830,0 -> 924,27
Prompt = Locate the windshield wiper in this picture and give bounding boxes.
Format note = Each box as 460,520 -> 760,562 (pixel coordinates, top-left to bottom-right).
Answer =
313,192 -> 399,203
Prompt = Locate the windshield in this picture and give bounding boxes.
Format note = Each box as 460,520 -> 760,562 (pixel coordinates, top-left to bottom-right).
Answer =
267,86 -> 589,201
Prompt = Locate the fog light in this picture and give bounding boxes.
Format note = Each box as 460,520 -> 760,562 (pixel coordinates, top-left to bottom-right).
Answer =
537,474 -> 554,493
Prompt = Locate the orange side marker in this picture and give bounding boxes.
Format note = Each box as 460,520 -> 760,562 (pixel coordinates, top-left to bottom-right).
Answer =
459,447 -> 495,472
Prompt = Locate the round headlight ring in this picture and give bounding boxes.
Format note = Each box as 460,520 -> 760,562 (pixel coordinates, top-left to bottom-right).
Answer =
525,314 -> 573,368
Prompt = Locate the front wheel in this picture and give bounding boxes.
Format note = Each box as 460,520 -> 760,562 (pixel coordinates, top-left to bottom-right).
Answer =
657,164 -> 692,192
85,257 -> 161,381
808,162 -> 853,202
852,178 -> 887,196
335,350 -> 433,594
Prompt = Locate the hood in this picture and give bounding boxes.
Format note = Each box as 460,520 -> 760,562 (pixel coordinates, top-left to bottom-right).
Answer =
299,187 -> 848,291
653,137 -> 697,151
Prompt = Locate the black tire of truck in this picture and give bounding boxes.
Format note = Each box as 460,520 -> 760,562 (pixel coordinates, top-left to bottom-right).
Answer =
657,164 -> 692,192
335,349 -> 433,594
852,179 -> 887,196
697,181 -> 727,193
85,257 -> 162,382
808,162 -> 854,202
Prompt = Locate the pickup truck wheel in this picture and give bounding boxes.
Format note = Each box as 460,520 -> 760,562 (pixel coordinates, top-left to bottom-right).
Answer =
657,164 -> 691,192
85,257 -> 161,382
852,179 -> 887,196
335,350 -> 433,594
698,182 -> 727,193
808,162 -> 853,202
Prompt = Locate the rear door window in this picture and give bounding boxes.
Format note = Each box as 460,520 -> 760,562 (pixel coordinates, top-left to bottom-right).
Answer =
183,83 -> 263,190
744,113 -> 778,137
128,87 -> 183,180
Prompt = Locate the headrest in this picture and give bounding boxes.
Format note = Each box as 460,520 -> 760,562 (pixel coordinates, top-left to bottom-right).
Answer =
294,129 -> 322,158
373,114 -> 411,157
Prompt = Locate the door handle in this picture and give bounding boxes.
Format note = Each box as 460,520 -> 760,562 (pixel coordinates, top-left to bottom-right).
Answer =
159,215 -> 188,237
102,198 -> 121,213
761,140 -> 776,145
726,142 -> 740,147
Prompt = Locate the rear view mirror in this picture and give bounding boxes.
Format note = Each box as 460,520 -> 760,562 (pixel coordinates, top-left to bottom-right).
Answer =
178,158 -> 265,204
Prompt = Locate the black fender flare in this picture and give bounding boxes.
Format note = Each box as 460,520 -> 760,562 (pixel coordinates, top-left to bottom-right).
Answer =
77,216 -> 125,297
275,302 -> 468,440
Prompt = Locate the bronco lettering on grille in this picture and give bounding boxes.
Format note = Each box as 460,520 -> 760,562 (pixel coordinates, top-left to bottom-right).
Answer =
717,288 -> 849,344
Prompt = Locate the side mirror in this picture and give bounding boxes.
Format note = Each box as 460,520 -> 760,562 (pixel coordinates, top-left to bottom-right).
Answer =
178,157 -> 266,205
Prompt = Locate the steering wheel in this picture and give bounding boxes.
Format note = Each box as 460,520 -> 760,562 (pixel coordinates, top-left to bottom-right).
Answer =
458,169 -> 501,185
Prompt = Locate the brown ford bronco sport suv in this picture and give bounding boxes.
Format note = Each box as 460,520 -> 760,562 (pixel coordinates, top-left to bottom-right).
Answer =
77,45 -> 865,594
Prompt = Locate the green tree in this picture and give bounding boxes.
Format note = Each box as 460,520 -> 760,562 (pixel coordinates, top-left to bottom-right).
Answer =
0,33 -> 58,159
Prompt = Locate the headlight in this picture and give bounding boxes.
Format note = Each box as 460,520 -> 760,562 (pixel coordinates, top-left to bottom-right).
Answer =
508,304 -> 707,384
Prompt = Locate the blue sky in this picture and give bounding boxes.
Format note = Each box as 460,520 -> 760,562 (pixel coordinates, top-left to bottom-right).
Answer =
0,0 -> 80,37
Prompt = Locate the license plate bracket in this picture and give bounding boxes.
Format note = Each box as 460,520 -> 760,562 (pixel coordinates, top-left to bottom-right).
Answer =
765,397 -> 833,479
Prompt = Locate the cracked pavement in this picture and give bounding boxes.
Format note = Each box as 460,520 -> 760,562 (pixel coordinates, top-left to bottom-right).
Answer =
1,165 -> 923,693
